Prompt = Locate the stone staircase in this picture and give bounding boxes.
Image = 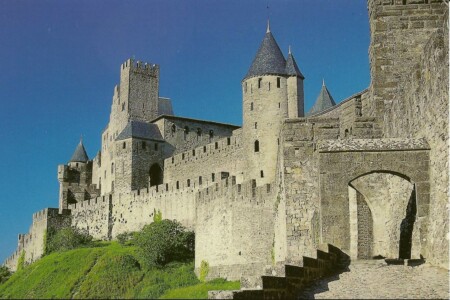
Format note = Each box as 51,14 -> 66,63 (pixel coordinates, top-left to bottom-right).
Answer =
208,244 -> 350,299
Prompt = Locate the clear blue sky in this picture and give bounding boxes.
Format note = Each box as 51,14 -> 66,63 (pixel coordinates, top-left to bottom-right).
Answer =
0,0 -> 370,262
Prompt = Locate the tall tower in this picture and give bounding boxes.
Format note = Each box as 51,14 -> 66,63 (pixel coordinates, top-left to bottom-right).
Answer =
242,22 -> 304,184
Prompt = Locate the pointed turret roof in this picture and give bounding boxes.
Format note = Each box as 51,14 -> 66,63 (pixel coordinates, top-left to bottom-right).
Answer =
244,24 -> 287,80
307,80 -> 336,116
69,140 -> 89,163
285,49 -> 305,79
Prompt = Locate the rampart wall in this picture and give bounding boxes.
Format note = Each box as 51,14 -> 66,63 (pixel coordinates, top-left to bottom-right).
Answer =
195,178 -> 276,280
164,129 -> 244,185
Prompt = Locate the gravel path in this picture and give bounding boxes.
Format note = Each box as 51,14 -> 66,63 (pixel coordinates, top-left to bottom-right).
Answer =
297,259 -> 449,299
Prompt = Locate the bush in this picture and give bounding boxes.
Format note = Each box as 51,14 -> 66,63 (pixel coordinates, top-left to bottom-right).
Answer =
134,219 -> 194,268
116,232 -> 135,245
46,227 -> 93,254
0,266 -> 11,284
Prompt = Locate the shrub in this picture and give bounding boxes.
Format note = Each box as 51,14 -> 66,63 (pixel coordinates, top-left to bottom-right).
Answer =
116,232 -> 135,245
199,260 -> 209,282
134,219 -> 194,268
46,227 -> 93,254
0,266 -> 11,284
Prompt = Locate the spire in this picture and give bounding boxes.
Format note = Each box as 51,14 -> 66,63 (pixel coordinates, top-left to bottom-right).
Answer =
244,23 -> 287,80
288,45 -> 291,55
69,140 -> 89,163
285,47 -> 305,79
266,19 -> 270,33
307,81 -> 336,116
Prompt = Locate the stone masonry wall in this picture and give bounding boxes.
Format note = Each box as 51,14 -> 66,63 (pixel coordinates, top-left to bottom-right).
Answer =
368,0 -> 448,268
195,178 -> 276,280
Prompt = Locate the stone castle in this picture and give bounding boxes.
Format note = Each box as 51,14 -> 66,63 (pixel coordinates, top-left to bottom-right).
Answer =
4,0 -> 449,284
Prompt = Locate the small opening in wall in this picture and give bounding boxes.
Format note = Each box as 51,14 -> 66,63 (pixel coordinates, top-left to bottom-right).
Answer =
260,170 -> 264,178
244,82 -> 247,93
203,146 -> 207,153
154,143 -> 158,151
258,78 -> 262,88
166,183 -> 168,191
254,140 -> 260,152
215,142 -> 218,149
268,82 -> 271,91
122,102 -> 125,111
197,128 -> 202,137
171,124 -> 176,136
182,153 -> 185,160
176,181 -> 179,189
239,251 -> 241,256
227,137 -> 231,145
209,130 -> 214,141
402,0 -> 406,4
199,176 -> 202,185
192,149 -> 195,156
277,77 -> 280,88
187,179 -> 190,187
172,157 -> 174,163
142,141 -> 146,149
255,122 -> 257,129
123,142 -> 126,149
76,163 -> 79,167
111,163 -> 114,174
184,126 -> 189,140
250,102 -> 254,111
212,173 -> 215,182
277,138 -> 279,145
278,103 -> 281,109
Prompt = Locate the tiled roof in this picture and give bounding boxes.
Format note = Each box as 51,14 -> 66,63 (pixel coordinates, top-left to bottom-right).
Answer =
307,82 -> 336,116
116,121 -> 163,141
285,53 -> 305,79
69,141 -> 89,163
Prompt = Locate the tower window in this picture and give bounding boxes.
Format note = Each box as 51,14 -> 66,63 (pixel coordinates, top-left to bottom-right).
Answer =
203,146 -> 207,153
260,170 -> 264,178
254,140 -> 260,152
255,122 -> 257,129
250,102 -> 254,111
199,176 -> 203,185
227,137 -> 231,145
187,179 -> 191,187
215,142 -> 218,149
176,181 -> 179,189
277,77 -> 280,88
172,157 -> 174,163
209,130 -> 214,140
111,163 -> 114,174
184,126 -> 189,140
122,102 -> 125,111
258,78 -> 262,88
268,82 -> 271,91
278,103 -> 281,109
142,141 -> 146,149
244,82 -> 247,93
154,143 -> 158,151
123,142 -> 126,149
171,124 -> 176,136
212,173 -> 215,182
192,149 -> 196,156
182,153 -> 185,160
197,128 -> 202,137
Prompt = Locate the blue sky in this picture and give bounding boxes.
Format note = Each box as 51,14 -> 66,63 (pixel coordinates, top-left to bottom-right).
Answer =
0,0 -> 370,262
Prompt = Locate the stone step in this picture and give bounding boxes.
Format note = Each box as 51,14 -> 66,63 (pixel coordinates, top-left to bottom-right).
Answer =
261,275 -> 287,290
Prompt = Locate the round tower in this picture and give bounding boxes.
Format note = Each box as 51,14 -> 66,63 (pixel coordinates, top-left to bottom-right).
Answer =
242,22 -> 305,184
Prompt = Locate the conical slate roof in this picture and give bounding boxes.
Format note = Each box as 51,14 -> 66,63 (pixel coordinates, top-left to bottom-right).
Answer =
116,121 -> 163,141
69,140 -> 89,163
307,81 -> 336,116
244,25 -> 287,80
285,52 -> 304,79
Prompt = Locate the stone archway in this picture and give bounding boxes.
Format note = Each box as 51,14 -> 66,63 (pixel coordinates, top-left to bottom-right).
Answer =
149,163 -> 163,187
348,172 -> 418,259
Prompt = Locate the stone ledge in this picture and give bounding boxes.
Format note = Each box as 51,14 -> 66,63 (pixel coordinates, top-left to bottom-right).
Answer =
317,138 -> 430,153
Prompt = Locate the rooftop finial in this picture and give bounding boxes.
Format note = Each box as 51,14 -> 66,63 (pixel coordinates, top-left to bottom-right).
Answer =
322,78 -> 325,86
288,45 -> 291,55
266,18 -> 270,33
80,134 -> 83,143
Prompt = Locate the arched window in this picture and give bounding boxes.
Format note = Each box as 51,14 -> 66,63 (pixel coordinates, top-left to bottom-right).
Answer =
258,78 -> 262,88
277,77 -> 281,88
254,140 -> 260,152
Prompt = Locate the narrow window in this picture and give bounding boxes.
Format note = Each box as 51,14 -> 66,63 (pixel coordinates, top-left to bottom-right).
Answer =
111,163 -> 114,174
123,142 -> 126,149
98,177 -> 101,189
212,173 -> 215,182
277,138 -> 279,145
187,179 -> 191,187
171,124 -> 176,136
268,82 -> 271,91
278,103 -> 281,109
122,102 -> 125,111
199,176 -> 203,185
176,181 -> 179,189
142,141 -> 146,149
192,149 -> 196,156
154,143 -> 158,151
215,142 -> 218,149
197,128 -> 202,137
255,122 -> 257,129
244,82 -> 247,93
260,170 -> 264,178
254,140 -> 260,152
258,78 -> 262,88
104,170 -> 106,178
209,130 -> 214,140
76,163 -> 79,167
277,77 -> 280,88
172,157 -> 174,163
250,102 -> 254,111
203,146 -> 207,153
184,126 -> 190,140
166,183 -> 168,191
182,153 -> 185,160
227,137 -> 231,145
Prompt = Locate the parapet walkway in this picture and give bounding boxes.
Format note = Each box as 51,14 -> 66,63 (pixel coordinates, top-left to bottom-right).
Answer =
297,259 -> 449,299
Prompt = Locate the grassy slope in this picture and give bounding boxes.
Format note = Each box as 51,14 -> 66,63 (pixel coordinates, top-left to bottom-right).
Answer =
0,242 -> 239,299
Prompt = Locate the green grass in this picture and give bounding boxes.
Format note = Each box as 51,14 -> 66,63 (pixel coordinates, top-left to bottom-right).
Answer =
0,242 -> 239,299
160,279 -> 240,299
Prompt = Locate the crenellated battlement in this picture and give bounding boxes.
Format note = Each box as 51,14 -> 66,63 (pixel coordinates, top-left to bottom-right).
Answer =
374,0 -> 443,6
120,58 -> 159,76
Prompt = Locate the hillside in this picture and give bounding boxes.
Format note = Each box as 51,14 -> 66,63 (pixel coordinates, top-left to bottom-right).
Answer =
0,242 -> 239,299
